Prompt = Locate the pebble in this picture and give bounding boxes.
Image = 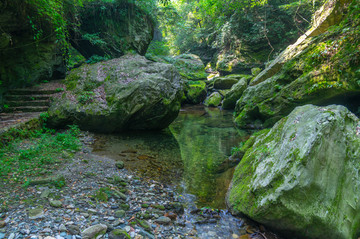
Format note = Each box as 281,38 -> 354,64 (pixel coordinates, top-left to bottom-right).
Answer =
81,224 -> 107,239
155,216 -> 171,225
59,224 -> 67,232
49,199 -> 63,208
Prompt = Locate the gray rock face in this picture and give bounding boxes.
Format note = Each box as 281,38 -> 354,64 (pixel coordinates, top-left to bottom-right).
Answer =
227,104 -> 360,239
70,1 -> 153,59
48,54 -> 183,132
81,224 -> 107,239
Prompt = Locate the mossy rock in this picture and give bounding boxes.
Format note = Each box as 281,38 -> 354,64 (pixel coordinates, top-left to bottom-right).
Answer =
204,92 -> 222,107
222,77 -> 248,109
184,81 -> 207,104
109,229 -> 131,239
48,54 -> 183,133
227,104 -> 360,239
173,54 -> 208,81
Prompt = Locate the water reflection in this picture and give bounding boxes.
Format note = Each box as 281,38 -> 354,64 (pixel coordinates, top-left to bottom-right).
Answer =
170,105 -> 248,209
91,105 -> 250,209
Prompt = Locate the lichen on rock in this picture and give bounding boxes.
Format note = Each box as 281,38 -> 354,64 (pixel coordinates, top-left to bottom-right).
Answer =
227,104 -> 360,239
48,54 -> 183,132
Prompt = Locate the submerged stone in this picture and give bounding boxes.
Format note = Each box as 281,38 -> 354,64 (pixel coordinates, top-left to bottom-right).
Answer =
227,104 -> 360,239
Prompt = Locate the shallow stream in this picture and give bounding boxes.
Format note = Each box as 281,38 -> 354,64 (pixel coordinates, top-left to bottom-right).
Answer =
92,105 -> 252,238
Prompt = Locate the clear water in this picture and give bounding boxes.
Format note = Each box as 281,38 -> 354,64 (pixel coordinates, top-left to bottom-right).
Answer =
92,105 -> 250,209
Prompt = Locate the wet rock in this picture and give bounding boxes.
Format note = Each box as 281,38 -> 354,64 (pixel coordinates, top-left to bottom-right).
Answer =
0,221 -> 5,228
81,224 -> 107,239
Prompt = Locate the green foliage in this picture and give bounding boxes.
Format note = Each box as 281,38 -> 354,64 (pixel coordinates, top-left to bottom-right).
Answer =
0,125 -> 81,184
146,40 -> 170,56
156,0 -> 319,59
86,55 -> 110,64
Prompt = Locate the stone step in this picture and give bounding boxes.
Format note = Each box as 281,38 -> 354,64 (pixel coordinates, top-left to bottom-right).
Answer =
6,100 -> 50,107
5,94 -> 54,101
8,89 -> 59,95
4,106 -> 49,113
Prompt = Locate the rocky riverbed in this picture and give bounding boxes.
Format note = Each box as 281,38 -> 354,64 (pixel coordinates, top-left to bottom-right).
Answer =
0,132 -> 278,239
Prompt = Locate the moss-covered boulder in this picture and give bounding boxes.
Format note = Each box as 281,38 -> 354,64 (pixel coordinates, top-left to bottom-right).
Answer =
48,54 -> 183,132
204,92 -> 222,107
227,104 -> 360,239
173,54 -> 208,81
184,81 -> 207,104
70,1 -> 153,59
212,75 -> 243,90
222,77 -> 248,109
234,0 -> 359,128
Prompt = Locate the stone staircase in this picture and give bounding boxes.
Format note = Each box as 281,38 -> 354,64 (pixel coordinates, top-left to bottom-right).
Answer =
0,81 -> 65,129
4,89 -> 55,113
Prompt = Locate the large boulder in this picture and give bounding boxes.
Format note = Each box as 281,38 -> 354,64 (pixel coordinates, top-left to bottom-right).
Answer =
70,1 -> 153,59
234,0 -> 359,128
47,54 -> 183,132
172,54 -> 208,81
227,104 -> 360,239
